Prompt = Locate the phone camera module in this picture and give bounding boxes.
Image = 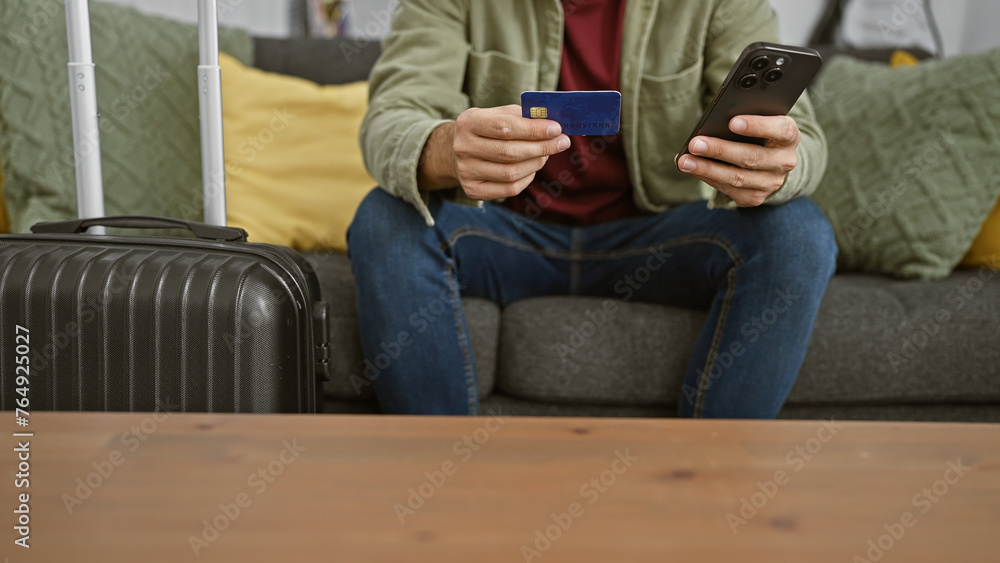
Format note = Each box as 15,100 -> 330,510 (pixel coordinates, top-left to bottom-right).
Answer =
739,73 -> 759,89
750,55 -> 770,71
764,68 -> 784,83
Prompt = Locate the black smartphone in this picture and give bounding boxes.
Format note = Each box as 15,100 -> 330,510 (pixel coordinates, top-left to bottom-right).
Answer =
677,42 -> 823,166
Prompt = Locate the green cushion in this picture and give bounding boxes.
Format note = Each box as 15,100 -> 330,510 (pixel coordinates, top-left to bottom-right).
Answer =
0,0 -> 252,233
810,50 -> 1000,279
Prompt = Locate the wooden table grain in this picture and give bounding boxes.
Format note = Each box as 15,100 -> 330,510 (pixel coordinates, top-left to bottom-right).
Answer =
2,413 -> 999,562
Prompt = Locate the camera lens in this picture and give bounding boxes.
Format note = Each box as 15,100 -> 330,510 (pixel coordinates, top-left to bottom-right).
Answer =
764,68 -> 784,83
751,55 -> 770,71
739,74 -> 759,89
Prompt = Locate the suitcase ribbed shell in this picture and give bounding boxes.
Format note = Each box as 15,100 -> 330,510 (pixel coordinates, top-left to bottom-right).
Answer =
0,235 -> 323,413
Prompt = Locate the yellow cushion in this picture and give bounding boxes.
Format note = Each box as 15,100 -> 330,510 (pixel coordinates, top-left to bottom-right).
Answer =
220,53 -> 375,252
0,154 -> 9,233
962,196 -> 1000,267
890,50 -> 920,68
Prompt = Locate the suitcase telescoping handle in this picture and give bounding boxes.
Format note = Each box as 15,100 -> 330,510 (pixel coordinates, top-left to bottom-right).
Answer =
65,0 -> 228,229
198,0 -> 227,227
66,0 -> 106,234
30,216 -> 248,242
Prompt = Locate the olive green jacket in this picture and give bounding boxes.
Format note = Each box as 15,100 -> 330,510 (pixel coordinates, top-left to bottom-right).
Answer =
360,0 -> 827,226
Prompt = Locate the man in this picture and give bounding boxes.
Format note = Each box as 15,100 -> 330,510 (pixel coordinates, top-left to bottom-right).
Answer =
348,0 -> 837,418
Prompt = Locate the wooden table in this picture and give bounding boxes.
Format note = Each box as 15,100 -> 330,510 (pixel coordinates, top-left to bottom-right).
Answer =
2,413 -> 999,562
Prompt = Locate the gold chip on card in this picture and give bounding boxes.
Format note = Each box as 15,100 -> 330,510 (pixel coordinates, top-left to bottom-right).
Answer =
530,107 -> 548,119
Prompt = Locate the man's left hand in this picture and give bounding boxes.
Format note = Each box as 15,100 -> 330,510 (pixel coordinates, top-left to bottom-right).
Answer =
675,115 -> 801,207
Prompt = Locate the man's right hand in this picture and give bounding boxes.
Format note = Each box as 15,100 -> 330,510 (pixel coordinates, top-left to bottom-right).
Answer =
418,105 -> 571,201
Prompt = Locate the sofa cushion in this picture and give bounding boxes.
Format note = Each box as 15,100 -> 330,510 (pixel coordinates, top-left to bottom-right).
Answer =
797,270 -> 1000,403
305,252 -> 499,402
809,50 -> 1000,279
499,297 -> 704,407
497,271 -> 1000,407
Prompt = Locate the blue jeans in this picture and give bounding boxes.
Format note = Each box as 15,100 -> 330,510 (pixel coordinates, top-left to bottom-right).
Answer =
347,188 -> 837,418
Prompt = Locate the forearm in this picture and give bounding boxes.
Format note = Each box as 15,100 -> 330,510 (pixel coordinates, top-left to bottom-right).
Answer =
357,0 -> 470,224
417,122 -> 459,192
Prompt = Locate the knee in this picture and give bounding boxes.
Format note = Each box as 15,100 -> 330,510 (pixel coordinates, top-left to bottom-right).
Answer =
347,188 -> 423,259
348,188 -> 445,284
742,198 -> 838,281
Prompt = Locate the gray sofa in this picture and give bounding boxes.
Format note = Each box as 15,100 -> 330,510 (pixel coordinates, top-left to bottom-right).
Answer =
254,38 -> 1000,422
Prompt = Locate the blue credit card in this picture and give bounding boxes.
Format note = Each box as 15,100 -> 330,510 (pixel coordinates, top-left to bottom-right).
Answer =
521,91 -> 621,136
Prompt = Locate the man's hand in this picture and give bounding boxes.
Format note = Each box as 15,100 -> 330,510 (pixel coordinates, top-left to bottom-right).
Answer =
675,115 -> 801,207
418,105 -> 571,200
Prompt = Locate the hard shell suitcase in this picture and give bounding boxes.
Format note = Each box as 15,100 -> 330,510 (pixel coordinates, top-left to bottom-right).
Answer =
0,1 -> 330,413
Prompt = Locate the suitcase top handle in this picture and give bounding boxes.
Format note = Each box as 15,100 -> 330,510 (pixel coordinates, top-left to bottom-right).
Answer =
30,216 -> 248,242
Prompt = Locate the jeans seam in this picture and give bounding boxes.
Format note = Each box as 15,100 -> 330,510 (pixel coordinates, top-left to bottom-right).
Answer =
694,266 -> 739,418
447,227 -> 568,260
445,264 -> 478,415
595,235 -> 743,262
447,228 -> 741,264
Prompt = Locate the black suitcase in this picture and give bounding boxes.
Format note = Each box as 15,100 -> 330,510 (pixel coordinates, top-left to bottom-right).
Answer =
0,2 -> 329,413
1,217 -> 329,413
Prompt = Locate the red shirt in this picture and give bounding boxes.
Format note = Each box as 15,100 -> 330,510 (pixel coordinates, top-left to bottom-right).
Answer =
504,0 -> 639,225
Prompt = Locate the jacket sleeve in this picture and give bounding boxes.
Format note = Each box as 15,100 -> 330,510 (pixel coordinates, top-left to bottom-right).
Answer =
701,0 -> 828,208
359,0 -> 472,226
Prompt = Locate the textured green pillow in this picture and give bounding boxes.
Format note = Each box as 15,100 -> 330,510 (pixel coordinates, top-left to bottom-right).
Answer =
0,0 -> 252,233
810,50 -> 1000,279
